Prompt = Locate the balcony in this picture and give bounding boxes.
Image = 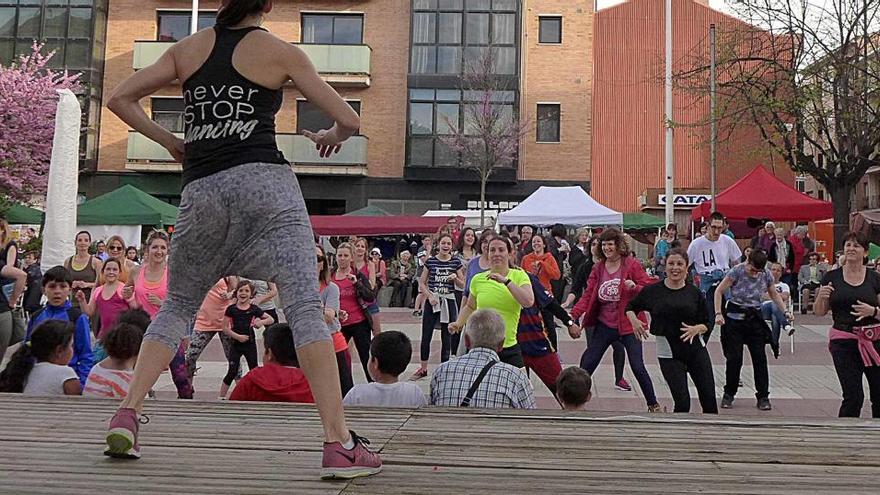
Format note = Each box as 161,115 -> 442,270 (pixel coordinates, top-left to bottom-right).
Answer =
132,41 -> 371,87
125,131 -> 367,175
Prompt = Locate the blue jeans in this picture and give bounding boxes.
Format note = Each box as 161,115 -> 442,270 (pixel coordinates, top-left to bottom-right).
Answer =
761,302 -> 790,347
580,322 -> 658,406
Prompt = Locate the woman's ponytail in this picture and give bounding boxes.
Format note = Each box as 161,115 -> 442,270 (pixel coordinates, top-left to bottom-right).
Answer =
216,0 -> 268,27
0,320 -> 74,393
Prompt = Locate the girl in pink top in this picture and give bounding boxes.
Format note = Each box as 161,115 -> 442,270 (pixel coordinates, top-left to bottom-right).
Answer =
77,259 -> 130,341
333,242 -> 377,382
122,231 -> 192,399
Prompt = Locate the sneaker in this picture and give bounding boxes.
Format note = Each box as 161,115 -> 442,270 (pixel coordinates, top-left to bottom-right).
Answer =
738,380 -> 743,387
412,310 -> 422,318
321,431 -> 382,480
757,398 -> 772,411
614,378 -> 632,391
647,404 -> 664,413
409,368 -> 428,381
104,408 -> 146,459
720,394 -> 734,409
785,325 -> 796,336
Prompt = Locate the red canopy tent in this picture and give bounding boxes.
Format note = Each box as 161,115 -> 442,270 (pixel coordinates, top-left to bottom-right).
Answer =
691,166 -> 833,221
310,215 -> 461,236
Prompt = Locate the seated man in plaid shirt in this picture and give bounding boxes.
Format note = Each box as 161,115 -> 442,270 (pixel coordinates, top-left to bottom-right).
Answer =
430,309 -> 536,408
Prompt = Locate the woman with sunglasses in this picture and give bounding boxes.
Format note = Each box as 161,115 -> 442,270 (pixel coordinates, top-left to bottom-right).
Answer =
105,235 -> 138,283
318,246 -> 354,397
64,231 -> 102,307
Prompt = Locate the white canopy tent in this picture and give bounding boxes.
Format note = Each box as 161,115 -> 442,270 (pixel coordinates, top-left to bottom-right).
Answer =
423,209 -> 496,228
496,186 -> 623,227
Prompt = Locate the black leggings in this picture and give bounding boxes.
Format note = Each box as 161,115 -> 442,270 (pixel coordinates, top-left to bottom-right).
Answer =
585,326 -> 625,381
336,348 -> 354,398
658,340 -> 718,413
421,306 -> 451,363
223,340 -> 258,386
342,320 -> 373,383
830,339 -> 880,418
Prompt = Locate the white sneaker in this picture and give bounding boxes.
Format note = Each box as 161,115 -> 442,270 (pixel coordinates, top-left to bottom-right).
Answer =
784,325 -> 795,336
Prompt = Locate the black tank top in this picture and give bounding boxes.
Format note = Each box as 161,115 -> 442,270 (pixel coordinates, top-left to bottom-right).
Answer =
181,25 -> 288,186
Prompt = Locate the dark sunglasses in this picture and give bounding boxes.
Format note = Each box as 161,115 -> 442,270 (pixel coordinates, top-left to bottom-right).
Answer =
108,245 -> 123,251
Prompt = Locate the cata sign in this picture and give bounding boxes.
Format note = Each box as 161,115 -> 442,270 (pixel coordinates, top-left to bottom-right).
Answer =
658,194 -> 712,207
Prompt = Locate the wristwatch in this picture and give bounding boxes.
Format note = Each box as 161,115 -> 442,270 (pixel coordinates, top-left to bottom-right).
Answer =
567,319 -> 575,327
504,278 -> 512,286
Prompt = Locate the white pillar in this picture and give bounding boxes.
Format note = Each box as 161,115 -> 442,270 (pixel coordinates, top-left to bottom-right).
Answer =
191,0 -> 200,35
41,90 -> 82,272
664,0 -> 675,226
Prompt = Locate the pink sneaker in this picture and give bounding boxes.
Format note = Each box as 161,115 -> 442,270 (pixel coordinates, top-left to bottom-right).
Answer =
104,408 -> 145,459
320,431 -> 382,480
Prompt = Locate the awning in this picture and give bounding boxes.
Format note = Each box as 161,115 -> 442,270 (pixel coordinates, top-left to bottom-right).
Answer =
3,203 -> 44,225
497,186 -> 622,226
344,205 -> 391,216
310,215 -> 461,236
623,212 -> 665,230
77,185 -> 179,226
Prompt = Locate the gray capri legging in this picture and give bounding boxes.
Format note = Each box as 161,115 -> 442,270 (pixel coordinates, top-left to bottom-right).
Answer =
144,162 -> 330,351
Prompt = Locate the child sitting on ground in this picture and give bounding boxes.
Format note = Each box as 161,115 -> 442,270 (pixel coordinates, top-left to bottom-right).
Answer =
229,323 -> 314,403
83,323 -> 143,399
556,366 -> 592,411
0,320 -> 80,396
343,331 -> 427,407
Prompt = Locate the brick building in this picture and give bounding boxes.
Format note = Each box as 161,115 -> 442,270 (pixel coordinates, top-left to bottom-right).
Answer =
83,0 -> 595,213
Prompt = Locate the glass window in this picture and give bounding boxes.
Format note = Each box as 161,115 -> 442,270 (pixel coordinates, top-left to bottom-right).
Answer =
492,0 -> 517,11
494,46 -> 515,74
17,7 -> 41,38
409,89 -> 435,100
302,14 -> 363,44
412,12 -> 435,43
68,8 -> 92,38
69,0 -> 93,5
413,0 -> 437,9
296,100 -> 360,133
0,8 -> 15,37
536,104 -> 560,142
539,16 -> 562,44
65,38 -> 89,68
434,139 -> 458,167
157,11 -> 190,42
408,137 -> 433,166
436,46 -> 460,73
467,0 -> 490,9
152,98 -> 186,133
493,13 -> 514,44
197,13 -> 216,31
43,39 -> 64,68
409,102 -> 434,134
0,39 -> 13,64
44,7 -> 68,38
466,13 -> 489,44
438,12 -> 461,43
438,0 -> 463,9
436,103 -> 459,134
410,45 -> 435,73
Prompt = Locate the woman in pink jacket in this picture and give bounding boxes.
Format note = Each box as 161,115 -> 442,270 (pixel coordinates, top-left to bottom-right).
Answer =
570,228 -> 661,412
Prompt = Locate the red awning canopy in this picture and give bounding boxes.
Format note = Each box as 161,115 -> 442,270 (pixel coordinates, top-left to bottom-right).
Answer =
310,215 -> 461,236
691,166 -> 833,222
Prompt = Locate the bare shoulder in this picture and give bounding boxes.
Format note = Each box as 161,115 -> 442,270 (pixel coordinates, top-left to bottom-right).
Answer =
172,28 -> 215,53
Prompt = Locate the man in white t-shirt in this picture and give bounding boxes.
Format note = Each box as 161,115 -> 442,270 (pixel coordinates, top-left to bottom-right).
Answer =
687,211 -> 742,317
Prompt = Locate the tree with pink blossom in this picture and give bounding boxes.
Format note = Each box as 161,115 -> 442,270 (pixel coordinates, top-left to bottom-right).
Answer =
440,48 -> 530,228
0,42 -> 80,211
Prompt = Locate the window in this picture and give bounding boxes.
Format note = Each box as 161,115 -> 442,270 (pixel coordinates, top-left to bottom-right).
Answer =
302,14 -> 363,44
296,100 -> 361,133
538,16 -> 561,44
151,98 -> 185,133
795,176 -> 806,193
157,11 -> 216,42
410,0 -> 519,75
536,104 -> 560,142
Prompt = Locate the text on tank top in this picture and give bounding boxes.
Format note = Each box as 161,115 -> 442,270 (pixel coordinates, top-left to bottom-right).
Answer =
135,265 -> 168,319
181,25 -> 287,187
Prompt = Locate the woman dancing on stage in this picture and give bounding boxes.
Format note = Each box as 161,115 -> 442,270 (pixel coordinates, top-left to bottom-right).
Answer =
103,0 -> 381,479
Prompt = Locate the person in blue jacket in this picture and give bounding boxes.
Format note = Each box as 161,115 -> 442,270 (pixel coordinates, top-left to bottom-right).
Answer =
25,266 -> 94,387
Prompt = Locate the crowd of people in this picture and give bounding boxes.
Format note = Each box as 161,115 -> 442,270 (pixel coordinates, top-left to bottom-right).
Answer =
3,211 -> 879,421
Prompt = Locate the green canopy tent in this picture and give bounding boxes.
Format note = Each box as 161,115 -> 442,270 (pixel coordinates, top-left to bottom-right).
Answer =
77,185 -> 178,226
869,243 -> 880,261
623,212 -> 665,231
2,203 -> 44,225
344,205 -> 390,217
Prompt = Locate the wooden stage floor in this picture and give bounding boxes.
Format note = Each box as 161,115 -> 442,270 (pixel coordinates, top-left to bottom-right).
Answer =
1,395 -> 878,494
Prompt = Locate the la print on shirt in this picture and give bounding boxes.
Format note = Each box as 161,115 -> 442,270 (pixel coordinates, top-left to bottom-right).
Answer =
183,84 -> 260,144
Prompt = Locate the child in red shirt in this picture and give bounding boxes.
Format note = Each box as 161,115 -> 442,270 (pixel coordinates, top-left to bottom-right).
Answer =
229,323 -> 314,403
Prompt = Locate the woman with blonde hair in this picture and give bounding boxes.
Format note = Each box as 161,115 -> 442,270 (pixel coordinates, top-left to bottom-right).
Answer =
105,235 -> 138,283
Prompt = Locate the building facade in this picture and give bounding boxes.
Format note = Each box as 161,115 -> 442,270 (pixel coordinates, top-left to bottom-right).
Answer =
86,0 -> 595,213
0,0 -> 109,170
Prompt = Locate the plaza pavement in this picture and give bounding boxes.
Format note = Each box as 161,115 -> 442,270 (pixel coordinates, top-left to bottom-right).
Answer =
161,308 -> 876,418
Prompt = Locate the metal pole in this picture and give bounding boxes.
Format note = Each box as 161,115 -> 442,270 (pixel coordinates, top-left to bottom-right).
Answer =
664,0 -> 674,226
191,0 -> 199,35
710,23 -> 717,212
